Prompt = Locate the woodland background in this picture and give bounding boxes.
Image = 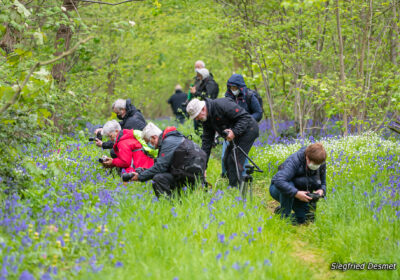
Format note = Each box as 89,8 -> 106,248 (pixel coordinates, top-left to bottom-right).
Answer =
1,0 -> 399,136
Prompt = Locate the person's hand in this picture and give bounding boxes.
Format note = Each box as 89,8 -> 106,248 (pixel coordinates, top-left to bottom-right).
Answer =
224,129 -> 235,141
314,189 -> 324,197
204,170 -> 207,178
131,172 -> 139,181
295,191 -> 312,202
190,86 -> 196,94
95,128 -> 103,135
95,138 -> 103,147
102,158 -> 113,168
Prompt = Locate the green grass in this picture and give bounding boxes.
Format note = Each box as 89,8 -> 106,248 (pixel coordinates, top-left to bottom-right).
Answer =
1,133 -> 399,279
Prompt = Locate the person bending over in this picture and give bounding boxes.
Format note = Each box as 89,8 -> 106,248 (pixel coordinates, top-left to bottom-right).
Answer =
128,122 -> 207,198
186,98 -> 259,188
94,98 -> 147,152
100,120 -> 154,174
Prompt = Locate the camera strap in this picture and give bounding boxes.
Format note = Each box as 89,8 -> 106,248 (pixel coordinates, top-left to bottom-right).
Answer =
130,148 -> 143,169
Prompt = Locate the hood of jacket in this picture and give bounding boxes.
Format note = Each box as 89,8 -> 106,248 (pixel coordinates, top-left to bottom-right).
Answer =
125,99 -> 138,119
158,127 -> 183,147
226,74 -> 247,96
115,129 -> 134,144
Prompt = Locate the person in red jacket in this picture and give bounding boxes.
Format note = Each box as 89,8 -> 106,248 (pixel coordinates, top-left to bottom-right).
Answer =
100,120 -> 154,173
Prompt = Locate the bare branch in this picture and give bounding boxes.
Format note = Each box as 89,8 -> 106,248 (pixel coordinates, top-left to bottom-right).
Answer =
0,36 -> 93,115
75,0 -> 143,5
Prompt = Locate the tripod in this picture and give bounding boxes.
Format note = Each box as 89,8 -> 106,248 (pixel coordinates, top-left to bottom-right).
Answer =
228,139 -> 263,201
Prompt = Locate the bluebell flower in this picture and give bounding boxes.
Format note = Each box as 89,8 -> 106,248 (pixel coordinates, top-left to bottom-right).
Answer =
218,233 -> 225,243
19,271 -> 34,280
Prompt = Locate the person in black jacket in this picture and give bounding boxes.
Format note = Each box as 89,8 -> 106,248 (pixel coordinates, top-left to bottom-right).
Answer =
129,122 -> 206,198
190,68 -> 219,100
94,98 -> 147,151
186,98 -> 259,187
221,74 -> 263,177
270,143 -> 327,224
168,84 -> 188,124
225,74 -> 262,122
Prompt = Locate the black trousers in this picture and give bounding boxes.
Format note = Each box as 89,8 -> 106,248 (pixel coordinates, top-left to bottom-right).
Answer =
224,123 -> 259,187
152,173 -> 198,198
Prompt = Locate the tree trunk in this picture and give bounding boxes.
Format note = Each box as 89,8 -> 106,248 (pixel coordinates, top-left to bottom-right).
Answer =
335,0 -> 348,136
0,24 -> 20,54
390,0 -> 399,65
51,0 -> 76,84
253,44 -> 278,136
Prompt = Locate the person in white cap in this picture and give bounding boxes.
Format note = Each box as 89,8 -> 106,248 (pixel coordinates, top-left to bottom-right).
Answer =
126,122 -> 207,198
186,97 -> 259,188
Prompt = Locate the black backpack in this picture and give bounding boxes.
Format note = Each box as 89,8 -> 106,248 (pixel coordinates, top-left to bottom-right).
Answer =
245,89 -> 264,116
170,138 -> 207,182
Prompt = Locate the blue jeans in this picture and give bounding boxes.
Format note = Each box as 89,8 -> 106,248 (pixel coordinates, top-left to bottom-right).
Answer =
221,140 -> 248,176
269,183 -> 310,224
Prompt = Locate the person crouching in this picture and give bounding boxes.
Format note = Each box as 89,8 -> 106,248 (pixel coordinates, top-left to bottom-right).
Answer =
100,120 -> 154,175
269,143 -> 327,225
127,122 -> 207,198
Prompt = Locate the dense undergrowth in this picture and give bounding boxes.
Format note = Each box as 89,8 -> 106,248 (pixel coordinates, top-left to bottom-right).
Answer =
0,123 -> 399,279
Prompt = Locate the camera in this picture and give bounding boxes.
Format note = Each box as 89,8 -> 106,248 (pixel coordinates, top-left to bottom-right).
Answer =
122,172 -> 134,182
220,130 -> 228,139
98,155 -> 108,163
89,131 -> 102,142
306,192 -> 321,203
121,168 -> 144,182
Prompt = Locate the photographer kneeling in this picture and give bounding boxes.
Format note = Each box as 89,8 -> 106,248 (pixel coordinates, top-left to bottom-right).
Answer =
269,143 -> 327,225
127,122 -> 207,198
100,120 -> 154,174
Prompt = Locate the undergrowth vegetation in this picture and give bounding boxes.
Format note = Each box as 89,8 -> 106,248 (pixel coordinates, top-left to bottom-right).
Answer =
1,128 -> 399,279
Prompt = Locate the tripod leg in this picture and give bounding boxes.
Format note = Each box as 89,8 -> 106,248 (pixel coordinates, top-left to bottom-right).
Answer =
249,180 -> 253,202
231,144 -> 242,186
239,180 -> 245,198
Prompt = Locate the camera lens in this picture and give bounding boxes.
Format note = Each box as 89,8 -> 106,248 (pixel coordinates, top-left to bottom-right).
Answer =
122,173 -> 134,182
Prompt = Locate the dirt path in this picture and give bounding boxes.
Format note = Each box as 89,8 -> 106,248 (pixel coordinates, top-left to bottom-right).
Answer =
264,197 -> 342,280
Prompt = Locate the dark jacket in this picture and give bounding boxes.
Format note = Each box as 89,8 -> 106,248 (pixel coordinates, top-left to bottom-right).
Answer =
201,98 -> 258,162
168,90 -> 188,115
195,74 -> 219,99
138,127 -> 184,181
102,99 -> 147,149
271,147 -> 327,198
225,74 -> 262,122
119,99 -> 146,131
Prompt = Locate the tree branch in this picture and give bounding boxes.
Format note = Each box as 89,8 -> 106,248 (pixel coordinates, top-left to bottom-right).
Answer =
75,0 -> 143,5
0,36 -> 93,115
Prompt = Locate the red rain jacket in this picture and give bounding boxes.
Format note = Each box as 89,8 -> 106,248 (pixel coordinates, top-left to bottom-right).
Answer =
112,129 -> 154,173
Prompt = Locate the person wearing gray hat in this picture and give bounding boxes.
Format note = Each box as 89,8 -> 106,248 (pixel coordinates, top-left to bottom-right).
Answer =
186,97 -> 259,188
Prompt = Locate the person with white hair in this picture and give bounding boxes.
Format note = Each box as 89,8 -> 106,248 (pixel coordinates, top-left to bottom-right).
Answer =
94,98 -> 147,152
127,122 -> 207,198
186,98 -> 259,188
194,60 -> 205,70
167,84 -> 188,124
100,120 -> 154,174
190,67 -> 219,100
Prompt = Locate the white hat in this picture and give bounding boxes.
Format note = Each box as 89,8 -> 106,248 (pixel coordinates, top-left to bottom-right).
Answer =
195,68 -> 210,79
187,99 -> 206,119
141,122 -> 162,140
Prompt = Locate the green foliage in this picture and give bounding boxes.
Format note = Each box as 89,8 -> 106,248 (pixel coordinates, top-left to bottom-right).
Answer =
1,133 -> 399,279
